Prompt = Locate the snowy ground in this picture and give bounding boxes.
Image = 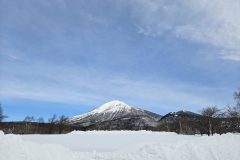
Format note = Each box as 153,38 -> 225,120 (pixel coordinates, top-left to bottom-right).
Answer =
1,131 -> 240,160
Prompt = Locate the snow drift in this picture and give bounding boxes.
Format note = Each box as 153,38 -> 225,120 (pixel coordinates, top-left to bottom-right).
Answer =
0,131 -> 240,160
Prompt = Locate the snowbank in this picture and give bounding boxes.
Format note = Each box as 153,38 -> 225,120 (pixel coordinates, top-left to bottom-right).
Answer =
0,130 -> 4,136
0,131 -> 240,160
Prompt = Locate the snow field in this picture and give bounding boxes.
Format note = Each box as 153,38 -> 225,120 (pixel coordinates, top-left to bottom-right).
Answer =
0,131 -> 240,160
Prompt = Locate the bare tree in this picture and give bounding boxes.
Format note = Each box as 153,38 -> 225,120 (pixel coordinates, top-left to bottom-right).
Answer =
234,89 -> 240,107
227,106 -> 240,118
226,106 -> 240,132
22,116 -> 35,133
59,115 -> 68,124
201,106 -> 220,135
0,104 -> 7,122
58,115 -> 68,134
48,114 -> 57,134
48,114 -> 57,123
225,89 -> 240,132
37,117 -> 45,123
0,104 -> 4,122
23,116 -> 35,122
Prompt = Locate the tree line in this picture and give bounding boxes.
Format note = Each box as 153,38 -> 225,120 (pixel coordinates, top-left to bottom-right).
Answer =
0,121 -> 85,134
0,110 -> 85,134
157,89 -> 240,135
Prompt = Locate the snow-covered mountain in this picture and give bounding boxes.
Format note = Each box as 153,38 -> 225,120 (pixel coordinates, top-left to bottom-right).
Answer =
69,100 -> 162,130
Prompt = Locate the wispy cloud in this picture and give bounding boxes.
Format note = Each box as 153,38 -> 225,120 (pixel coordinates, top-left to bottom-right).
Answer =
130,0 -> 240,61
219,50 -> 240,62
0,56 -> 231,111
0,47 -> 22,60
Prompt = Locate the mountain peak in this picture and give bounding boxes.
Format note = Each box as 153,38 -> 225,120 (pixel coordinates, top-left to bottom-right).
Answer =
69,100 -> 136,123
92,100 -> 133,114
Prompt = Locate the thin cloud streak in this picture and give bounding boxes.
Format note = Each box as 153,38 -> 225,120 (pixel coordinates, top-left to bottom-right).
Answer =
0,58 -> 231,110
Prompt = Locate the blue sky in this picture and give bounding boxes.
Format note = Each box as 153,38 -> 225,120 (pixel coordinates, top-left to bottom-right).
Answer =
0,0 -> 240,121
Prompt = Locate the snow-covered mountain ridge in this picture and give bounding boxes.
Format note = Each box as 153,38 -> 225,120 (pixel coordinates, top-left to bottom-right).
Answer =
69,100 -> 161,129
70,100 -> 142,121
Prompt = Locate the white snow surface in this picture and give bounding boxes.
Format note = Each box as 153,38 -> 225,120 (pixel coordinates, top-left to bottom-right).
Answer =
1,131 -> 240,160
92,100 -> 133,113
69,100 -> 140,122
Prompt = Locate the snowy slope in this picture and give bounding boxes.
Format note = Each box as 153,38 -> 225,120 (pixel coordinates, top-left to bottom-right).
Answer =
69,100 -> 161,129
1,131 -> 240,160
69,100 -> 136,122
84,100 -> 134,114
